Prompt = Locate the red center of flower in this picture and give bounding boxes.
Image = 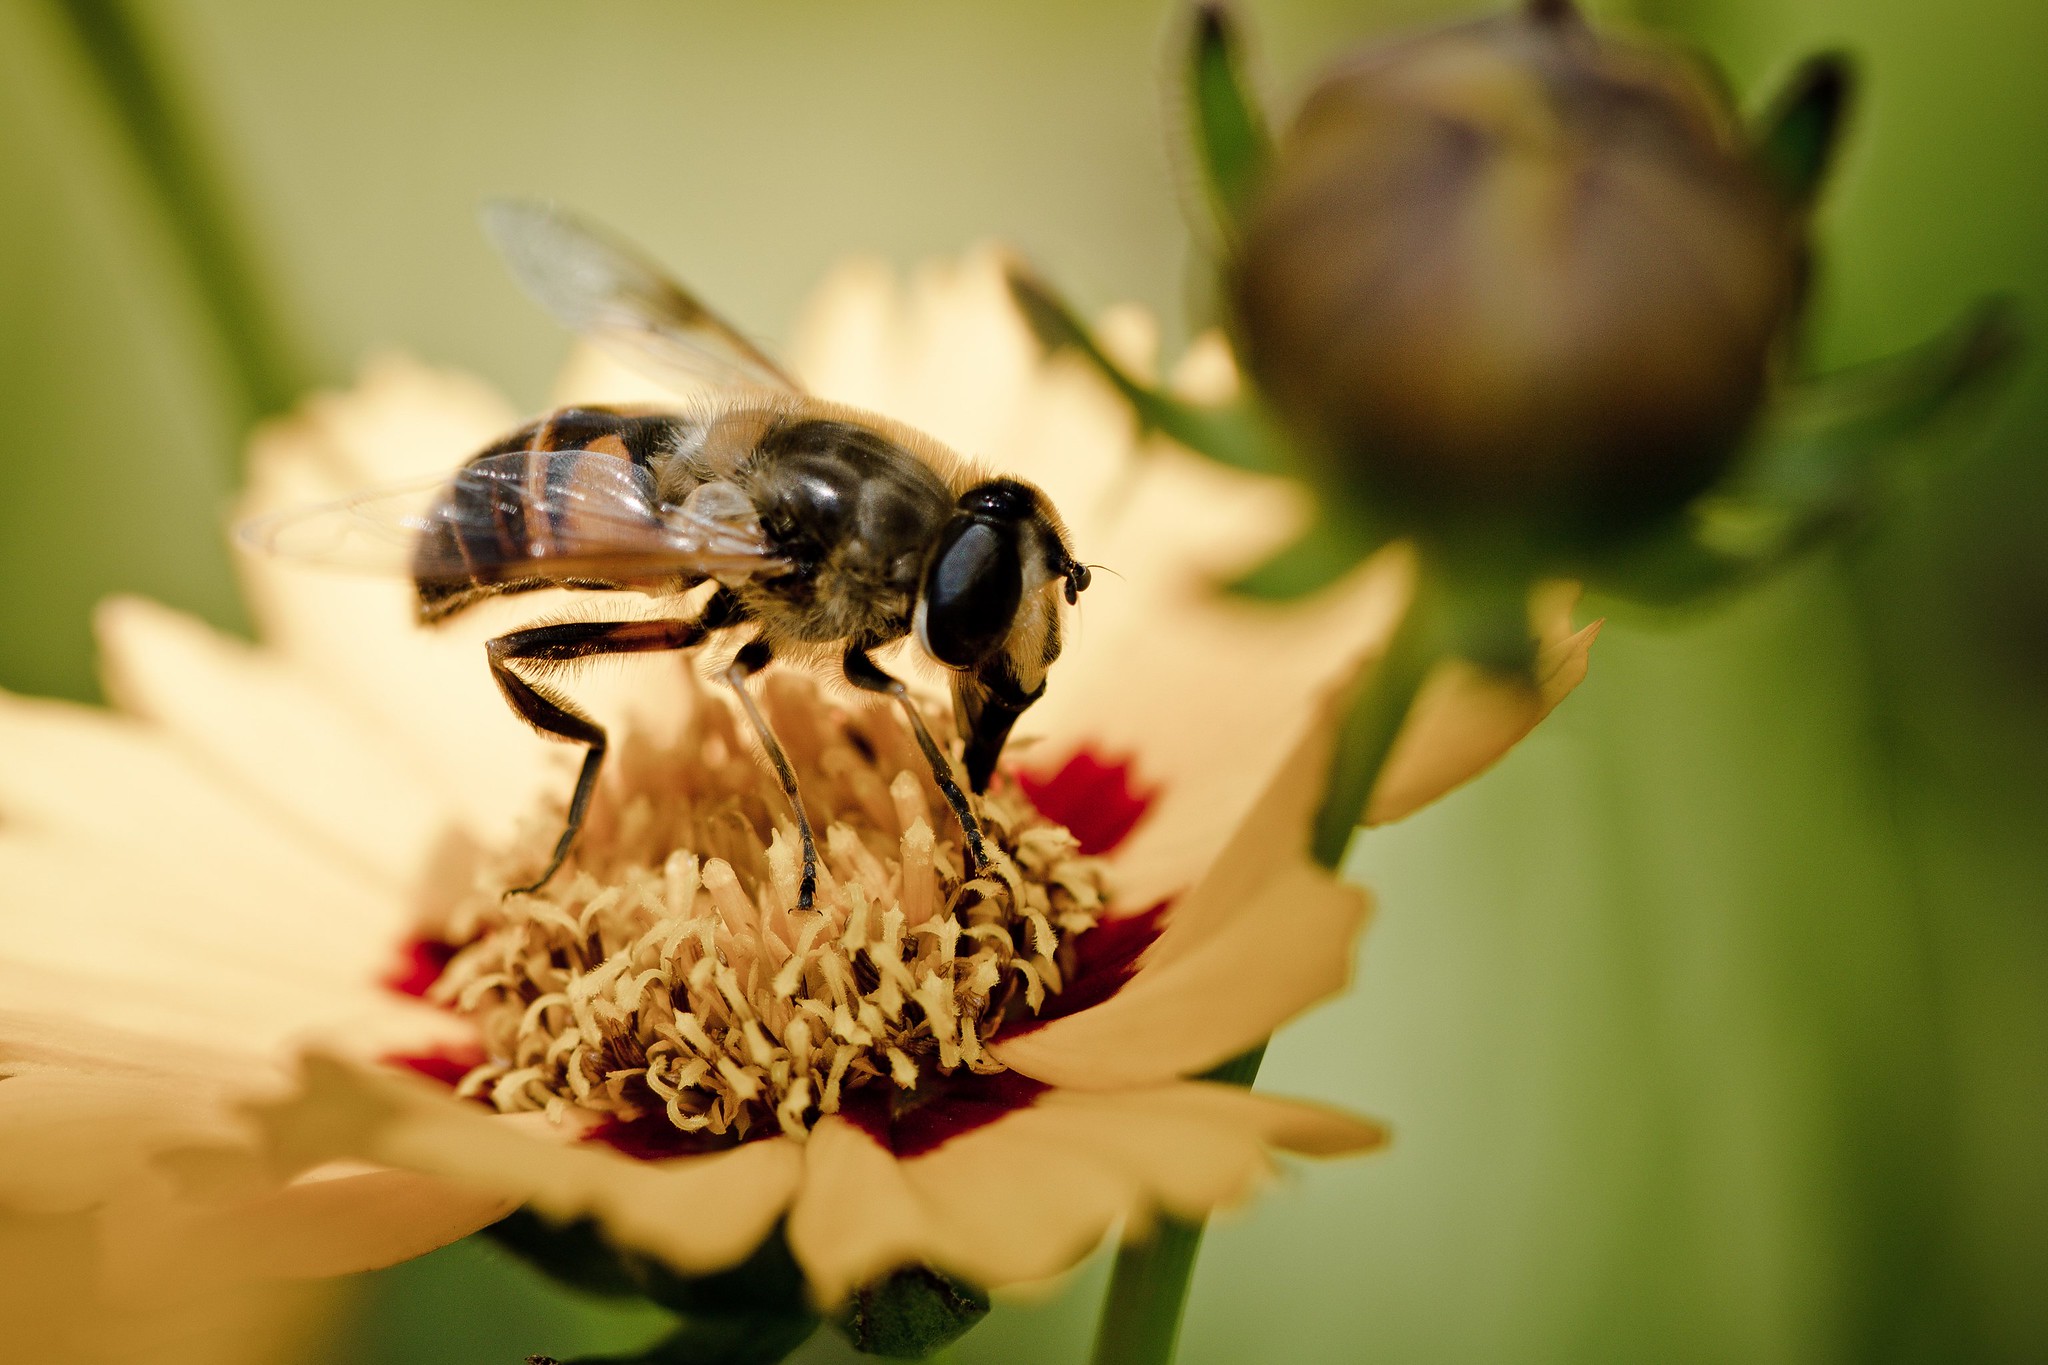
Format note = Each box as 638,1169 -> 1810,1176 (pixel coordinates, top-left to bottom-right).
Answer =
384,937 -> 457,999
1016,747 -> 1159,855
995,900 -> 1169,1035
837,1070 -> 1053,1158
584,1113 -> 767,1161
390,1044 -> 488,1090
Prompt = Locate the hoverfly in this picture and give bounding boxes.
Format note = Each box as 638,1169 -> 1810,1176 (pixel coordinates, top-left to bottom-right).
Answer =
242,202 -> 1090,909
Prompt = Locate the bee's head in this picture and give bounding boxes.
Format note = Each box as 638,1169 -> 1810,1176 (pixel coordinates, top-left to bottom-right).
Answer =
914,477 -> 1087,790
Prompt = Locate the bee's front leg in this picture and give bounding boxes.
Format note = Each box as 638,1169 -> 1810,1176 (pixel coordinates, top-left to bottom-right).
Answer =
721,638 -> 820,913
840,645 -> 989,882
486,602 -> 733,895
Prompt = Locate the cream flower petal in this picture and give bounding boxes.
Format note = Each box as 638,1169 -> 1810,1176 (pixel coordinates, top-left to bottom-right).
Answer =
991,606 -> 1591,1089
0,689 -> 381,915
0,714 -> 458,1038
246,1056 -> 804,1279
0,842 -> 393,1027
793,253 -> 1037,474
0,1032 -> 490,1337
0,941 -> 454,1071
0,1000 -> 465,1267
248,352 -> 519,491
937,1082 -> 1384,1236
0,1203 -> 335,1365
234,359 -> 557,836
786,1081 -> 1384,1302
988,668 -> 1355,1088
785,1115 -> 952,1310
94,596 -> 453,890
0,1061 -> 246,1215
990,862 -> 1364,1089
865,1119 -> 1136,1297
1028,496 -> 1409,910
238,548 -> 565,841
1367,598 -> 1600,826
1039,1080 -> 1388,1164
0,1207 -> 104,1363
107,1164 -> 515,1287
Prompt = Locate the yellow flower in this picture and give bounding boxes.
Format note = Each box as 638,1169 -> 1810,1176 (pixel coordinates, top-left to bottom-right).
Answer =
0,252 -> 1593,1314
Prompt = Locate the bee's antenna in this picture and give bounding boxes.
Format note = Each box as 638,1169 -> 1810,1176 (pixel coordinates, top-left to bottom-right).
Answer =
1063,559 -> 1094,605
1057,560 -> 1122,604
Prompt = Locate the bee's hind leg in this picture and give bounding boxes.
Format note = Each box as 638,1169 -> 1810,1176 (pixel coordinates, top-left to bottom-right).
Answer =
723,639 -> 820,913
487,604 -> 732,896
840,645 -> 989,881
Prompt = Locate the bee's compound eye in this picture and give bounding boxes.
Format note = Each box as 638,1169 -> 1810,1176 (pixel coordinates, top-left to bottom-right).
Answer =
918,518 -> 1023,669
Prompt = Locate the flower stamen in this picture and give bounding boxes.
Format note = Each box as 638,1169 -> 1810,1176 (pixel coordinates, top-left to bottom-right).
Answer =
425,673 -> 1109,1144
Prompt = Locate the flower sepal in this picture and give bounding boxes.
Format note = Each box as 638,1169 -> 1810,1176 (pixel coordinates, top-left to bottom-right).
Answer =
1222,507 -> 1388,602
1002,261 -> 1287,476
489,1212 -> 822,1364
836,1265 -> 992,1358
1753,53 -> 1853,212
489,1210 -> 991,1363
1180,1 -> 1272,241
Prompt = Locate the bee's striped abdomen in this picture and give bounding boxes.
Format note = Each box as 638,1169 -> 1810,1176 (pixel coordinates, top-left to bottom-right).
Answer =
412,407 -> 683,623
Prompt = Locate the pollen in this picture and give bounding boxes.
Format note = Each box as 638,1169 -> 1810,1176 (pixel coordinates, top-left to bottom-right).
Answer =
426,671 -> 1110,1143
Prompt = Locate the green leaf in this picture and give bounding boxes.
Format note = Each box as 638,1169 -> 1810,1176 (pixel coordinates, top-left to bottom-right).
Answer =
837,1265 -> 991,1358
1754,53 -> 1856,209
1003,261 -> 1286,474
1183,3 -> 1272,236
1224,511 -> 1386,601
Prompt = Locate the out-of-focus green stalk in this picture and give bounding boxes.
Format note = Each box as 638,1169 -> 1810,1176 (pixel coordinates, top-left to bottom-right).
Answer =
42,0 -> 315,435
1089,1221 -> 1206,1365
1089,572 -> 1441,1365
1309,576 -> 1441,868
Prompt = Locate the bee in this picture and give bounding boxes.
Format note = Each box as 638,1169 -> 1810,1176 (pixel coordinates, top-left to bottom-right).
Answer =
242,201 -> 1090,908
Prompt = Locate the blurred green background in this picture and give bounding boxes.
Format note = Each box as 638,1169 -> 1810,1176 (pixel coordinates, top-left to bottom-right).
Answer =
3,0 -> 2044,1361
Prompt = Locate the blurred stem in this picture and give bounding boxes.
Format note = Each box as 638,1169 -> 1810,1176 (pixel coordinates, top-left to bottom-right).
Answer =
1311,567 -> 1441,868
43,0 -> 315,434
1089,1223 -> 1206,1365
1089,568 -> 1441,1365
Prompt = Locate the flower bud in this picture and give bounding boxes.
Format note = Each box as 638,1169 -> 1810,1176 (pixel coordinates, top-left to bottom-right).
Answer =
1230,1 -> 1806,547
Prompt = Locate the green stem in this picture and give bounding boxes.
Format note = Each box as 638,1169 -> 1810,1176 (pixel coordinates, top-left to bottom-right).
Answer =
43,0 -> 316,432
1087,569 -> 1443,1365
1310,574 -> 1443,871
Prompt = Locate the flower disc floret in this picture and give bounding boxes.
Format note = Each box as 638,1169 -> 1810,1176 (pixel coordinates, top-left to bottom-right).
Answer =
426,671 -> 1109,1143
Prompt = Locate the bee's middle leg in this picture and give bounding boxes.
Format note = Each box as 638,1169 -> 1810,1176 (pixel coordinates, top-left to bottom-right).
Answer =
840,645 -> 989,879
486,606 -> 730,895
722,639 -> 820,912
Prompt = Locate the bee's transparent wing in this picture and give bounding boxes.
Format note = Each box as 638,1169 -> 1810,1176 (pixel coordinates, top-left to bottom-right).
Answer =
237,451 -> 786,583
482,199 -> 801,396
237,467 -> 459,574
